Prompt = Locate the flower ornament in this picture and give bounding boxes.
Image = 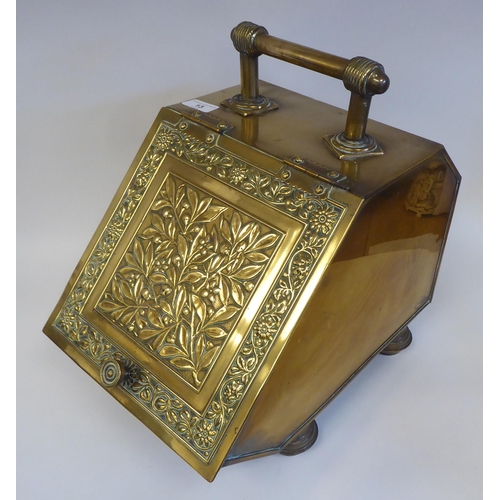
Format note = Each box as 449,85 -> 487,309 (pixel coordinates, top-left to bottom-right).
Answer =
154,130 -> 174,152
227,165 -> 248,185
193,421 -> 217,448
253,316 -> 278,344
310,204 -> 339,235
222,380 -> 244,403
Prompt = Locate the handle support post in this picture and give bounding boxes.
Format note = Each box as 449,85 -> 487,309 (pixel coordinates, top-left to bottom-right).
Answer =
240,53 -> 259,100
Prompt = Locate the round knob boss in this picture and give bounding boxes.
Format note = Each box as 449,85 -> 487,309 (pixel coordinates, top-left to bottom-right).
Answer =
100,358 -> 125,388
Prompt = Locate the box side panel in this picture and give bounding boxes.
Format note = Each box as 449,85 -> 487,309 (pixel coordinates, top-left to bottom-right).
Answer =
227,153 -> 459,459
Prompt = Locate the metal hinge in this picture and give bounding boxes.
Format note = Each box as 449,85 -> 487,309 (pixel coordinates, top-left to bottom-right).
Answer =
283,156 -> 350,190
180,110 -> 234,134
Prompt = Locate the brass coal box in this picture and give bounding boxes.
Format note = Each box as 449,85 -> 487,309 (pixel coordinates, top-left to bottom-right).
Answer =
44,22 -> 460,482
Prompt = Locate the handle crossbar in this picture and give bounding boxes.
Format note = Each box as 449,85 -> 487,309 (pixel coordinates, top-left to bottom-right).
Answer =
221,22 -> 390,159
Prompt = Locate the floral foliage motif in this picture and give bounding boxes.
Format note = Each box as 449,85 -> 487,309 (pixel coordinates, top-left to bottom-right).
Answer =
152,126 -> 341,229
96,173 -> 280,388
53,119 -> 346,463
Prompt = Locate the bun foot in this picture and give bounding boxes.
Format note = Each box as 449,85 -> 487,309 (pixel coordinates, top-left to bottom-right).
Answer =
381,326 -> 412,356
280,420 -> 318,456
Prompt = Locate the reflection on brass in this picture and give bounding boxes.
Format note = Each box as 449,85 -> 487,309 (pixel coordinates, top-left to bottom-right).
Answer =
340,159 -> 360,183
240,114 -> 259,145
406,162 -> 447,216
44,23 -> 460,482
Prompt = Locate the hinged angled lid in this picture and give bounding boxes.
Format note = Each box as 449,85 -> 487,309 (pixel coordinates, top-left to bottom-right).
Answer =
44,105 -> 357,481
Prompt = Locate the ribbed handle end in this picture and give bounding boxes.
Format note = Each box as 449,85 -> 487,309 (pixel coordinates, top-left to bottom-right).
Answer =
231,21 -> 268,56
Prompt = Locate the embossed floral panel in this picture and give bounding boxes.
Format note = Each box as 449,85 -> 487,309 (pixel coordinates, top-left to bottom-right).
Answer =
96,173 -> 282,389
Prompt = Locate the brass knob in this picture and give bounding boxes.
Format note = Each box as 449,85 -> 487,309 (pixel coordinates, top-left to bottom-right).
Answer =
342,56 -> 389,98
100,358 -> 125,388
230,21 -> 268,56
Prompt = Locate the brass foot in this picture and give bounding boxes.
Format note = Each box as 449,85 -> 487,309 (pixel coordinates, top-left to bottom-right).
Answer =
280,420 -> 318,456
380,326 -> 412,356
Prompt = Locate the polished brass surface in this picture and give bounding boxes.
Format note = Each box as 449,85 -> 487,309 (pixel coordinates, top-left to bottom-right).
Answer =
345,93 -> 372,141
44,24 -> 460,482
240,54 -> 259,100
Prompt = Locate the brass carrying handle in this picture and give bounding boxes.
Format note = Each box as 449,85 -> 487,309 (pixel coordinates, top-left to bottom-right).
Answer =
221,21 -> 390,159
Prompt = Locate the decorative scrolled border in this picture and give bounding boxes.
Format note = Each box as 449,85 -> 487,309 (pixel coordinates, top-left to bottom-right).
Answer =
53,117 -> 347,463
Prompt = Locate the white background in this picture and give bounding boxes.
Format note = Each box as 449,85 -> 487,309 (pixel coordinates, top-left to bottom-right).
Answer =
17,1 -> 482,498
